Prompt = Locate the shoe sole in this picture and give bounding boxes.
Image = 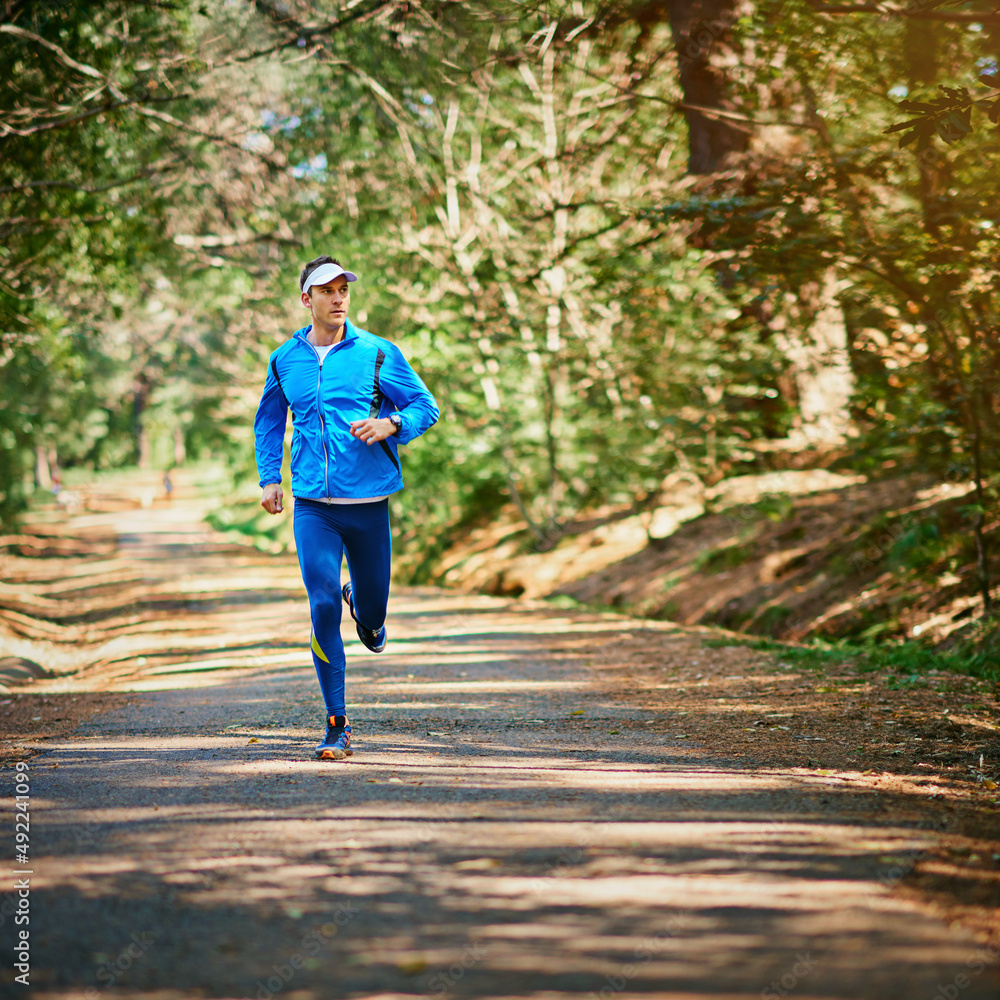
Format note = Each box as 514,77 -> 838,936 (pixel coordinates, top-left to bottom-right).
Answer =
356,624 -> 386,653
316,747 -> 353,760
344,583 -> 387,652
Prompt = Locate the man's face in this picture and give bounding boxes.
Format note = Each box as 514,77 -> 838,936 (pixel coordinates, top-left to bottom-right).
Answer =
302,277 -> 351,327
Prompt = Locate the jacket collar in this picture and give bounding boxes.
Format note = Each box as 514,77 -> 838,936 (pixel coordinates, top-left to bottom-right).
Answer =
294,318 -> 358,345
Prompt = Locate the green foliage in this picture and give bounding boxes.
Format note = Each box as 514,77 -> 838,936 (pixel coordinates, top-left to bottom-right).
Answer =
3,0 -> 1000,653
888,518 -> 950,573
694,542 -> 757,574
392,417 -> 511,582
756,496 -> 797,523
887,84 -> 1000,147
1,1 -> 223,518
753,604 -> 795,637
205,500 -> 292,554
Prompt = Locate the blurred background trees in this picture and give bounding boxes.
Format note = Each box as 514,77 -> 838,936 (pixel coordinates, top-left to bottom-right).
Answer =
2,0 -> 998,635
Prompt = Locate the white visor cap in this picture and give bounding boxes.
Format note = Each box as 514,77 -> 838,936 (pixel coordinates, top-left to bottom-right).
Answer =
304,262 -> 358,292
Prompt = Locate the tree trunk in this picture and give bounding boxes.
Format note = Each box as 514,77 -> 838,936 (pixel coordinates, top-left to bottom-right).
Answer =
770,271 -> 855,447
172,425 -> 186,467
905,19 -> 951,235
133,374 -> 151,469
34,444 -> 51,490
665,0 -> 750,173
971,407 -> 992,616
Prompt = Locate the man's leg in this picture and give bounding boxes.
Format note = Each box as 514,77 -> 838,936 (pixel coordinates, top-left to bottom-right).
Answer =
341,498 -> 392,636
293,499 -> 348,717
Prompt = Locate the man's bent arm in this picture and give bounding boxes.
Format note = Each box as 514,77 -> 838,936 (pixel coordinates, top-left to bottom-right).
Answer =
380,343 -> 440,445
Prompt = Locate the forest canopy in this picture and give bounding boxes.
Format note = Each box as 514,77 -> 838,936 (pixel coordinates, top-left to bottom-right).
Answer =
2,0 -> 999,641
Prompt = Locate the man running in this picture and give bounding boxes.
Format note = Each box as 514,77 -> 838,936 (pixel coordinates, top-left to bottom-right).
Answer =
254,256 -> 439,760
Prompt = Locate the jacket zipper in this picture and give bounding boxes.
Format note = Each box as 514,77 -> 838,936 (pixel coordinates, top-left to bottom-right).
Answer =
305,335 -> 331,499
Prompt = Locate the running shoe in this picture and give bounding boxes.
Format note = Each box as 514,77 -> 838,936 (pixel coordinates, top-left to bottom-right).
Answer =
342,581 -> 387,652
315,715 -> 352,760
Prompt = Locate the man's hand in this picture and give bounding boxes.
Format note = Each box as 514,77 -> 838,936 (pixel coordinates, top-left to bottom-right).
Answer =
349,417 -> 398,445
261,482 -> 284,514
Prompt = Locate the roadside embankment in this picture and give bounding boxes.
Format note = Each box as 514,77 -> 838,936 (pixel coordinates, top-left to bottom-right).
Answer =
426,470 -> 997,654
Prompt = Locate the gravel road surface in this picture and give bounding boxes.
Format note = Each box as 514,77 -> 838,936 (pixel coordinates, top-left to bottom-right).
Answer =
6,488 -> 999,1000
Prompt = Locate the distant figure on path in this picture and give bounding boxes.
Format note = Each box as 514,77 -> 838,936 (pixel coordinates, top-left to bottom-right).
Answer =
254,256 -> 439,760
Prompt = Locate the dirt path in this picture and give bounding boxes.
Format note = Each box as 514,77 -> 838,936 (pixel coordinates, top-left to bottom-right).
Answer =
3,473 -> 999,999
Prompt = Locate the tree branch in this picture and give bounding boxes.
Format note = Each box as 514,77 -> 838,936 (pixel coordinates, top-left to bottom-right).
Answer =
676,101 -> 817,131
0,98 -> 130,137
134,105 -> 286,170
0,92 -> 191,139
0,23 -> 105,79
172,231 -> 302,250
809,2 -> 1000,24
229,0 -> 397,65
0,162 -> 181,196
0,215 -> 106,238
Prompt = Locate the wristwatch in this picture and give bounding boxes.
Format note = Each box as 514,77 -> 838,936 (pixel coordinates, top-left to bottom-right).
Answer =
388,413 -> 403,435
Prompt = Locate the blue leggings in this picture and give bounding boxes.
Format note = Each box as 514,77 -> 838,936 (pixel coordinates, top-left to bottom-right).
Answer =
293,498 -> 391,717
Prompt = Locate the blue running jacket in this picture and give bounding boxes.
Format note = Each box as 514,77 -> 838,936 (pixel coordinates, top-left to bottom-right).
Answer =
254,320 -> 439,499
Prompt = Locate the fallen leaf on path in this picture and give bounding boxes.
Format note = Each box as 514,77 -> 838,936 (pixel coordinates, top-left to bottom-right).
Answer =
454,858 -> 500,870
397,958 -> 427,975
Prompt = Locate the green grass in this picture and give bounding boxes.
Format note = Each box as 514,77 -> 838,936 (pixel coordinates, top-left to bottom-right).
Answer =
861,628 -> 1000,680
702,635 -> 852,671
703,622 -> 1000,681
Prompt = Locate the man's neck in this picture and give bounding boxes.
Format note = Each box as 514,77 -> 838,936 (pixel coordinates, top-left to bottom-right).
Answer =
309,321 -> 346,347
